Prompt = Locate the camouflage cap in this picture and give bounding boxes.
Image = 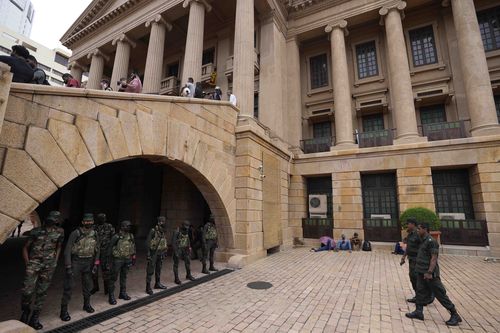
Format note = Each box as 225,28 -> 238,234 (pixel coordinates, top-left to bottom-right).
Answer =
47,210 -> 61,221
82,213 -> 94,221
97,213 -> 106,220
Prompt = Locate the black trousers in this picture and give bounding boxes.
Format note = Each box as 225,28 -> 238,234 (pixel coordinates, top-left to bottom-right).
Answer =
109,258 -> 130,295
173,249 -> 191,278
408,258 -> 417,292
61,257 -> 93,306
146,251 -> 163,284
416,273 -> 455,311
202,240 -> 217,268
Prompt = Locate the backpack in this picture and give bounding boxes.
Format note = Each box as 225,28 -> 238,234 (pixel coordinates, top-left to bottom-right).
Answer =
194,84 -> 203,98
362,240 -> 372,251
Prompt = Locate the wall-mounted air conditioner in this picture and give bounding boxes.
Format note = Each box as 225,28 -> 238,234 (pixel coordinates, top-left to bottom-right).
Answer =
439,213 -> 466,220
370,214 -> 391,219
309,194 -> 327,218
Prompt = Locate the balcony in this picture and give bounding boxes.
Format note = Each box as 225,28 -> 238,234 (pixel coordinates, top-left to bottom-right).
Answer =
224,50 -> 260,78
357,129 -> 394,148
440,219 -> 488,246
421,120 -> 467,141
302,218 -> 333,239
300,137 -> 333,154
159,76 -> 179,95
201,62 -> 215,83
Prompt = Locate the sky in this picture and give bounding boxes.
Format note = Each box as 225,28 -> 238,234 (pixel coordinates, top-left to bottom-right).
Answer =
29,0 -> 93,53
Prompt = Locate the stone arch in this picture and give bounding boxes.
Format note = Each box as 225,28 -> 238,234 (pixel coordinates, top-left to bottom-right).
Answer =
0,85 -> 237,254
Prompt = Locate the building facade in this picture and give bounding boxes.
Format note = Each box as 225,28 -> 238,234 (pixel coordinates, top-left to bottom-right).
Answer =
0,0 -> 499,261
0,0 -> 34,37
0,25 -> 71,86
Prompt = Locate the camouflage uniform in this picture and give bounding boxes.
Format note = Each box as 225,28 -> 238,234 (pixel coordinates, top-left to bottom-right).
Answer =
92,216 -> 115,294
108,228 -> 135,302
406,229 -> 421,292
202,220 -> 218,273
146,224 -> 168,293
172,223 -> 195,284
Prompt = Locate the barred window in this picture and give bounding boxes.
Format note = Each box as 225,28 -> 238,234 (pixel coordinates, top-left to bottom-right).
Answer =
356,41 -> 378,79
495,95 -> 500,122
477,7 -> 500,52
362,114 -> 384,132
309,53 -> 329,89
409,25 -> 438,67
313,121 -> 331,138
432,170 -> 474,219
420,104 -> 446,125
54,53 -> 69,67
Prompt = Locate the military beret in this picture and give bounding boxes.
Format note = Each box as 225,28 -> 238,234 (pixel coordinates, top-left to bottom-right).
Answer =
82,213 -> 94,221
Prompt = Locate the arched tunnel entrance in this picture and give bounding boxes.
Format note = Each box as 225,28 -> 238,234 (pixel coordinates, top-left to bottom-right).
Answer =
0,157 -> 230,326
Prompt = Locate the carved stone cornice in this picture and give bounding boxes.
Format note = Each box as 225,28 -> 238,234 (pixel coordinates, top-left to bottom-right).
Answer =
182,0 -> 212,13
112,34 -> 137,48
87,49 -> 110,62
325,20 -> 348,37
145,14 -> 173,31
379,0 -> 407,25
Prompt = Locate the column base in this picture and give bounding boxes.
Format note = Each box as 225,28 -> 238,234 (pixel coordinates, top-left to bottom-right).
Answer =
393,136 -> 427,145
330,142 -> 358,151
471,124 -> 500,137
225,249 -> 267,269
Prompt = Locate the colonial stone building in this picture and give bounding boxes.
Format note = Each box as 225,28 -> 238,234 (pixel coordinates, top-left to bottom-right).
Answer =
1,0 -> 500,262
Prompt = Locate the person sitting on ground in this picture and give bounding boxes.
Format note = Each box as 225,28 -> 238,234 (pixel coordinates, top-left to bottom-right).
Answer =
393,238 -> 407,255
186,77 -> 195,97
334,234 -> 352,252
100,79 -> 112,91
62,73 -> 81,88
311,236 -> 336,252
350,232 -> 362,251
0,45 -> 34,83
26,55 -> 49,85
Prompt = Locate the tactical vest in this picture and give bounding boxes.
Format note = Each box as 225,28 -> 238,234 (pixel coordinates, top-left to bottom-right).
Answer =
149,227 -> 167,251
29,227 -> 63,260
72,229 -> 97,258
112,233 -> 135,258
177,232 -> 189,248
205,223 -> 217,240
96,223 -> 114,250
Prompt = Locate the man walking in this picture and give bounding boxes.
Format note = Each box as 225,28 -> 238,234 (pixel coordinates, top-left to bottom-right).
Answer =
91,213 -> 114,295
60,214 -> 100,321
172,221 -> 196,284
400,218 -> 421,302
145,216 -> 168,295
405,223 -> 462,326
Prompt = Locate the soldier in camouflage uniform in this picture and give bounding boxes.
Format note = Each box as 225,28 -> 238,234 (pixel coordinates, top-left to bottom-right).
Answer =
107,220 -> 136,304
20,211 -> 64,330
60,213 -> 100,322
91,213 -> 115,295
201,214 -> 219,274
145,216 -> 168,295
400,218 -> 421,302
406,223 -> 462,326
172,221 -> 195,284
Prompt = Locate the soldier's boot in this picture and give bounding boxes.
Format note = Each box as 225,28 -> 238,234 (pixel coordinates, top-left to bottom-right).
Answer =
209,266 -> 218,272
186,270 -> 196,281
108,293 -> 117,305
28,310 -> 43,330
201,262 -> 210,275
445,310 -> 462,326
174,267 -> 182,285
20,305 -> 30,324
60,305 -> 71,322
405,305 -> 424,321
83,299 -> 95,313
154,279 -> 167,289
146,283 -> 154,295
118,289 -> 131,301
90,276 -> 99,295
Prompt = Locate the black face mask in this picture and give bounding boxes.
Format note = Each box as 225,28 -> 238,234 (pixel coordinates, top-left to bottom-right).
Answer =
45,220 -> 55,227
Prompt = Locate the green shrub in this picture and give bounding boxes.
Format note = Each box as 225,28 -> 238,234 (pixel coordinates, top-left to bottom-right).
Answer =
400,207 -> 441,231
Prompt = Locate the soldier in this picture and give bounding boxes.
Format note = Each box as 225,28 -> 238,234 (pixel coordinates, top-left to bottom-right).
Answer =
107,220 -> 136,305
60,213 -> 100,322
406,223 -> 462,326
400,218 -> 421,302
20,211 -> 64,330
172,221 -> 196,284
145,216 -> 168,295
201,215 -> 219,274
91,213 -> 115,295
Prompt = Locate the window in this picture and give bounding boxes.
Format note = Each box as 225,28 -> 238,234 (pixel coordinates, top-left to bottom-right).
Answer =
420,104 -> 446,125
432,170 -> 474,219
0,45 -> 10,55
167,63 -> 179,77
477,7 -> 500,52
254,93 -> 259,119
313,121 -> 331,138
54,53 -> 69,67
409,25 -> 438,67
356,41 -> 378,79
495,95 -> 500,122
38,63 -> 51,72
362,114 -> 384,132
27,3 -> 33,22
50,77 -> 64,86
309,53 -> 329,89
52,69 -> 64,77
307,176 -> 333,218
22,42 -> 36,52
202,48 -> 215,65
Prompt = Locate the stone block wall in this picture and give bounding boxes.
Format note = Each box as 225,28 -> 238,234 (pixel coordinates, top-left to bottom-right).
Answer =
396,167 -> 435,212
332,171 -> 363,239
288,175 -> 307,240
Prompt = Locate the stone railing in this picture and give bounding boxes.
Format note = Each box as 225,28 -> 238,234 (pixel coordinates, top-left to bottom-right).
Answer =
0,63 -> 13,137
201,62 -> 214,82
159,75 -> 179,95
224,50 -> 260,78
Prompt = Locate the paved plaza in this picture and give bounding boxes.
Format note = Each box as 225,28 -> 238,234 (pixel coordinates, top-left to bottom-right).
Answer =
78,248 -> 499,333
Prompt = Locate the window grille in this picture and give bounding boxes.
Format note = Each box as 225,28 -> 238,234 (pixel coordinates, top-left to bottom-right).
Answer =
309,53 -> 329,89
432,170 -> 474,219
409,25 -> 438,67
313,121 -> 331,138
362,114 -> 384,132
477,7 -> 500,52
420,104 -> 446,125
356,41 -> 378,79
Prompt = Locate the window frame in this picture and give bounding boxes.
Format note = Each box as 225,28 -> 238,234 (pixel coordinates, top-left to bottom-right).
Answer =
419,104 -> 447,125
362,113 -> 385,132
404,21 -> 445,74
476,4 -> 500,58
351,35 -> 384,86
305,51 -> 332,94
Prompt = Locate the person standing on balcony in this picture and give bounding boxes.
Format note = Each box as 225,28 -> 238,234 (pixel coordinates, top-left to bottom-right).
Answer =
228,91 -> 237,106
62,73 -> 81,88
0,45 -> 34,83
120,72 -> 142,93
213,86 -> 222,100
186,77 -> 195,98
100,79 -> 112,91
194,82 -> 203,98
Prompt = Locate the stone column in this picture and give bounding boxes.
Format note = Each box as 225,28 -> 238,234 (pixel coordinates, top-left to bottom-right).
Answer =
143,15 -> 172,94
111,34 -> 136,91
325,20 -> 356,147
380,1 -> 423,143
286,37 -> 302,151
216,30 -> 231,101
181,0 -> 211,84
86,49 -> 109,90
448,0 -> 500,136
233,0 -> 255,117
68,61 -> 84,83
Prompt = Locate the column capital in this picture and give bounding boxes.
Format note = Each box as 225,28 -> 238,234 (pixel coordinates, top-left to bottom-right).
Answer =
379,1 -> 406,24
112,33 -> 137,48
87,49 -> 110,62
145,14 -> 173,31
325,20 -> 348,36
182,0 -> 212,13
68,61 -> 86,71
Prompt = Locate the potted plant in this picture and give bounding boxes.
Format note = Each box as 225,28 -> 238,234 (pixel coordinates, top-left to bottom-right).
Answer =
400,207 -> 442,243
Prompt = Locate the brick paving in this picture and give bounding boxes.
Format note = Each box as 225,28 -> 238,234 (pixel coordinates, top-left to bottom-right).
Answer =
71,248 -> 500,333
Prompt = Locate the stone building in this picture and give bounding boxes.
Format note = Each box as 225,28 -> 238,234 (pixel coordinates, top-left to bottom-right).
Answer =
0,0 -> 500,263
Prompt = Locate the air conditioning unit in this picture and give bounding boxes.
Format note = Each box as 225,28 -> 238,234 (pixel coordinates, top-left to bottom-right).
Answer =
371,214 -> 391,219
309,194 -> 327,218
439,213 -> 466,220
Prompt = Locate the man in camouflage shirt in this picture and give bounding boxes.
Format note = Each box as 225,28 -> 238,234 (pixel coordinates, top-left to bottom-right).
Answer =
60,213 -> 100,321
406,223 -> 462,326
107,220 -> 136,305
172,221 -> 196,284
202,214 -> 219,274
20,211 -> 64,330
400,217 -> 421,302
91,213 -> 115,295
145,216 -> 168,295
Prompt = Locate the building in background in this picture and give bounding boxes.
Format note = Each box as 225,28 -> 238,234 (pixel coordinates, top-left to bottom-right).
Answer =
0,0 -> 34,37
0,25 -> 70,85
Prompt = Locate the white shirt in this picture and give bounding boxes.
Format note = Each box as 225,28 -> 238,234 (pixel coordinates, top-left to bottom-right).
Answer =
229,94 -> 237,106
